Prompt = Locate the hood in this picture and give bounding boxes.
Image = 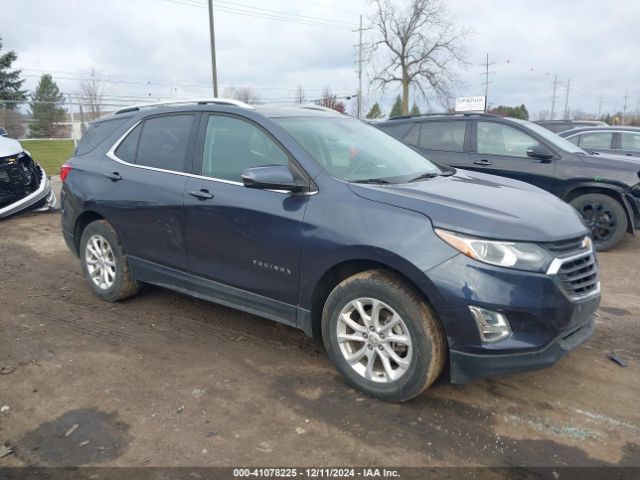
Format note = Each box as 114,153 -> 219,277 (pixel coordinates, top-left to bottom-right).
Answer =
585,151 -> 640,164
348,169 -> 588,242
0,136 -> 23,158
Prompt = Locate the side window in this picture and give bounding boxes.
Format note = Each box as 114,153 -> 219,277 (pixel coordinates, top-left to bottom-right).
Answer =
477,122 -> 537,157
136,115 -> 195,171
579,132 -> 613,149
620,133 -> 640,151
114,124 -> 142,163
403,125 -> 419,146
76,118 -> 128,155
418,121 -> 466,151
201,115 -> 289,182
566,135 -> 580,146
379,123 -> 413,140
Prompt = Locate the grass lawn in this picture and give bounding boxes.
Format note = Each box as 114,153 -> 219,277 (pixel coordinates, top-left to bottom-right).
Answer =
20,139 -> 75,176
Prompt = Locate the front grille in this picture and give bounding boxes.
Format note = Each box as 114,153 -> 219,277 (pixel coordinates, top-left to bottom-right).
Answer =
543,236 -> 587,255
557,253 -> 599,299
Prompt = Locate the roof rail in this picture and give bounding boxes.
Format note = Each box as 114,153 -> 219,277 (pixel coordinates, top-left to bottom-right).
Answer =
388,112 -> 499,121
114,98 -> 255,114
299,105 -> 344,114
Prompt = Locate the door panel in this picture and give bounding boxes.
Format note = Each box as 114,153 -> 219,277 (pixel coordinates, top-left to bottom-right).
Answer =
101,114 -> 199,270
469,121 -> 558,192
616,132 -> 640,157
183,114 -> 307,306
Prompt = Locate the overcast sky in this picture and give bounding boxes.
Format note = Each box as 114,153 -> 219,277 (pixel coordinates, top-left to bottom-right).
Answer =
2,0 -> 638,118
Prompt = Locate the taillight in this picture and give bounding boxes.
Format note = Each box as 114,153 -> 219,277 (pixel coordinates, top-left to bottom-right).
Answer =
60,163 -> 72,182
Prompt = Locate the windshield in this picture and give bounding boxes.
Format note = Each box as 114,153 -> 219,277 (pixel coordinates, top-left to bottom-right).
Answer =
510,118 -> 587,154
274,116 -> 441,182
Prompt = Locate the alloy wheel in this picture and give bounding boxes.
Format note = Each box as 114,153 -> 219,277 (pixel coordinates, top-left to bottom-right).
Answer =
85,234 -> 116,290
336,297 -> 413,383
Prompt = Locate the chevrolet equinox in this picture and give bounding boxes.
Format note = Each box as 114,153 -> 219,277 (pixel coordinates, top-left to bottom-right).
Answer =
60,100 -> 600,402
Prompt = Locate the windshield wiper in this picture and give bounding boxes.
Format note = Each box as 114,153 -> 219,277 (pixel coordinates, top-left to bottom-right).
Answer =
408,172 -> 440,182
352,178 -> 392,184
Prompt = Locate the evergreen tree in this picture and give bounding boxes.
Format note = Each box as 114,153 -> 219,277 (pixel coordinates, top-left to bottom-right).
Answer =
0,36 -> 27,109
389,95 -> 403,117
29,74 -> 67,138
410,102 -> 421,115
366,102 -> 383,119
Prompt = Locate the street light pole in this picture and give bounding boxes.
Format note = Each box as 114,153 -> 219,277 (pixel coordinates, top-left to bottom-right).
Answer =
208,0 -> 219,97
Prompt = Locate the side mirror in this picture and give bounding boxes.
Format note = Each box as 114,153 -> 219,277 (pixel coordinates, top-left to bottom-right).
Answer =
526,144 -> 554,161
241,165 -> 305,192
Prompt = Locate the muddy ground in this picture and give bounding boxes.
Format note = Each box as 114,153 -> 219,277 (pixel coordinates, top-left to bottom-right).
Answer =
0,209 -> 638,468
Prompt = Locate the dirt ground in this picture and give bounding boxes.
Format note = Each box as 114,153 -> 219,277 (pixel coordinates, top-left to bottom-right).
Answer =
0,209 -> 638,468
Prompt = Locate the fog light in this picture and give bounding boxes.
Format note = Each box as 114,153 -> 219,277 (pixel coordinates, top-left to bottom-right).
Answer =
468,306 -> 512,343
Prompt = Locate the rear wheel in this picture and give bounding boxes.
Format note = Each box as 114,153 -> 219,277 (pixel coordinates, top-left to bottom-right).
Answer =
570,193 -> 627,251
322,270 -> 446,402
79,220 -> 139,301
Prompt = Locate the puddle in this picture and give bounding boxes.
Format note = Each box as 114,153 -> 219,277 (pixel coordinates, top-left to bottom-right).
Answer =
19,408 -> 129,465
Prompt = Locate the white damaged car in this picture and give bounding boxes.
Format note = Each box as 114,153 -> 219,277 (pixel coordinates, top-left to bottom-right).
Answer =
0,136 -> 56,219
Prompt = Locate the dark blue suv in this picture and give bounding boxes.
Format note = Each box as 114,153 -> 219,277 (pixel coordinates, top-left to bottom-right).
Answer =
60,100 -> 600,402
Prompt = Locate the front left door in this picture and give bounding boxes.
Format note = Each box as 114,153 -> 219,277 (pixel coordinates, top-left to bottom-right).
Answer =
183,113 -> 308,310
469,120 -> 558,192
616,132 -> 640,157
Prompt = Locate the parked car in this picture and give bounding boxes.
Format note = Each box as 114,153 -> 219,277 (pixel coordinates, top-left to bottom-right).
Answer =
61,100 -> 600,402
559,126 -> 640,157
0,135 -> 56,219
535,120 -> 608,133
377,113 -> 640,251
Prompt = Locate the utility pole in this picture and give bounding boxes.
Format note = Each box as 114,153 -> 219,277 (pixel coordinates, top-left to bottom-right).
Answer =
622,89 -> 628,126
481,53 -> 495,113
550,75 -> 561,120
563,79 -> 571,120
67,93 -> 77,146
597,94 -> 603,118
208,0 -> 218,97
352,15 -> 370,118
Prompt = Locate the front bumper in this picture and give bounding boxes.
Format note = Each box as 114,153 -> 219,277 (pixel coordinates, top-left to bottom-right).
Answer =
425,252 -> 600,384
449,314 -> 595,384
0,164 -> 55,218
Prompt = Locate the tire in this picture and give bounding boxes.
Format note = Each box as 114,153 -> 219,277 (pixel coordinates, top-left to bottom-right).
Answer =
321,270 -> 446,402
79,220 -> 139,302
570,193 -> 627,251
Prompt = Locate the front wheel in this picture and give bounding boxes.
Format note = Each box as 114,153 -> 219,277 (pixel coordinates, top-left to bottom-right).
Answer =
570,193 -> 627,251
321,270 -> 446,402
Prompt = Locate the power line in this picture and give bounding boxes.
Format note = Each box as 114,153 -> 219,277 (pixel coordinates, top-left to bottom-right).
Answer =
480,53 -> 495,113
163,0 -> 355,30
550,75 -> 562,120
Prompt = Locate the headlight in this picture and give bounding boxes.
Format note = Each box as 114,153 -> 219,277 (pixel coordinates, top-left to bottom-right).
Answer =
435,229 -> 554,272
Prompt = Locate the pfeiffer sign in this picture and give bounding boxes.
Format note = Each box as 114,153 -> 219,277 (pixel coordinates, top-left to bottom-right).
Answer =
455,96 -> 486,113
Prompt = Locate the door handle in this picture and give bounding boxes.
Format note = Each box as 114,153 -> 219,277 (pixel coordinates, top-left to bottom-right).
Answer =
189,189 -> 214,200
104,172 -> 122,181
473,159 -> 492,166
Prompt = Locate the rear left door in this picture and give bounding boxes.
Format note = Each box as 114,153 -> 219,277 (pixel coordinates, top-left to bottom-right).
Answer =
103,113 -> 199,271
409,120 -> 471,168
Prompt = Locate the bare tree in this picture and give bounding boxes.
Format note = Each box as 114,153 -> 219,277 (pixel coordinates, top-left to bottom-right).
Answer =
370,0 -> 470,115
223,86 -> 260,104
80,68 -> 109,119
316,86 -> 345,113
294,85 -> 306,104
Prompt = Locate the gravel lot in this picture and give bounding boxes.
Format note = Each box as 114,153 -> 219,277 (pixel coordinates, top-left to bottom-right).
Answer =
0,203 -> 638,468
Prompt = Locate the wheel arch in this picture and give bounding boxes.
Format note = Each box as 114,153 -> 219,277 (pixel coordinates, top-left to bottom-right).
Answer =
308,257 -> 446,340
73,210 -> 106,255
563,183 -> 635,234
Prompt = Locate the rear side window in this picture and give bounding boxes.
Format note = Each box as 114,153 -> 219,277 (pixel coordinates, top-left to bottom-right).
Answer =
379,123 -> 413,140
579,132 -> 613,149
136,115 -> 195,171
114,124 -> 142,163
418,121 -> 466,151
76,118 -> 128,155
